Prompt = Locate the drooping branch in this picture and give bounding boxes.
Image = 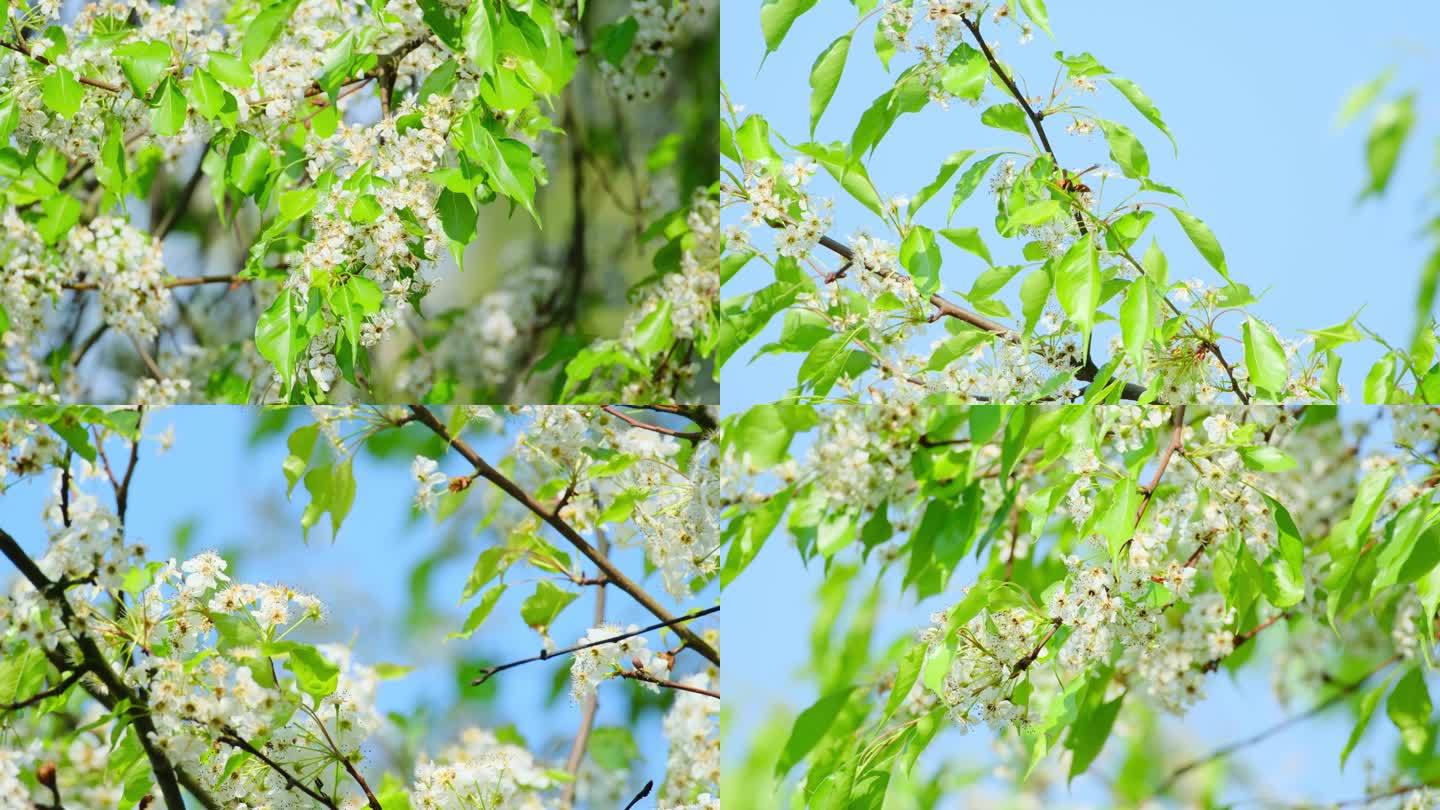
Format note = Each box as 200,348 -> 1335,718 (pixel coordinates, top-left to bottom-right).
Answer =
602,405 -> 704,441
408,404 -> 720,667
1155,653 -> 1402,794
471,605 -> 719,686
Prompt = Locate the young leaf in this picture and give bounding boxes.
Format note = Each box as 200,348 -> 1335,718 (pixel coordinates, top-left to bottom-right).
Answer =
808,34 -> 851,136
1243,316 -> 1288,395
900,225 -> 943,297
42,66 -> 83,118
1170,208 -> 1229,280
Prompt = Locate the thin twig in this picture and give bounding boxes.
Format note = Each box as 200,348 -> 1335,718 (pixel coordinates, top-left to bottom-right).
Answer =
218,730 -> 338,808
623,780 -> 654,810
471,605 -> 719,686
1155,653 -> 1402,794
602,405 -> 703,441
0,667 -> 87,712
616,668 -> 720,699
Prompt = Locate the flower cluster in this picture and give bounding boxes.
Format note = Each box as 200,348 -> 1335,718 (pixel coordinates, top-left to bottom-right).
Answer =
408,727 -> 554,810
569,622 -> 673,701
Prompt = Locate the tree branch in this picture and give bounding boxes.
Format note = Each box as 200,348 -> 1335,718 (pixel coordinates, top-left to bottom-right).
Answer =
218,729 -> 338,808
408,404 -> 720,667
602,405 -> 704,441
0,667 -> 87,712
616,668 -> 719,700
471,605 -> 719,686
561,527 -> 608,807
1155,653 -> 1402,794
0,528 -> 189,810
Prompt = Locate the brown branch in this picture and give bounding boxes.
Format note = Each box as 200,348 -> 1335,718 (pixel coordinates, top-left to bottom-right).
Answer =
1011,618 -> 1063,676
602,405 -> 703,441
153,141 -> 212,241
0,528 -> 189,810
64,275 -> 246,291
218,729 -> 337,808
616,668 -> 719,700
0,667 -> 87,712
471,605 -> 719,686
408,404 -> 720,666
0,39 -> 123,92
1156,653 -> 1402,794
1136,405 -> 1186,525
627,404 -> 717,433
1200,611 -> 1291,673
812,235 -> 1148,400
562,528 -> 609,808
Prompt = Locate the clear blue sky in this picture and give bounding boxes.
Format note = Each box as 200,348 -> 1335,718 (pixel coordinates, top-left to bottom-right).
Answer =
0,407 -> 709,806
722,1 -> 1439,414
721,406 -> 1425,806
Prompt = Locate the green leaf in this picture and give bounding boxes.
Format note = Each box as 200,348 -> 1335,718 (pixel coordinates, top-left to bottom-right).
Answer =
808,34 -> 851,136
254,290 -> 306,390
226,132 -> 272,196
462,1 -> 496,74
1007,199 -> 1062,229
1386,666 -> 1432,754
948,154 -> 1001,222
724,403 -> 808,468
1054,235 -> 1100,342
115,40 -> 174,98
883,645 -> 925,724
519,581 -> 577,630
287,645 -> 340,700
42,66 -> 83,118
938,226 -> 991,265
1243,316 -> 1288,395
1019,267 -> 1051,335
1017,0 -> 1052,36
775,687 -> 855,778
760,0 -> 819,55
980,103 -> 1030,136
1240,446 -> 1296,472
187,69 -> 228,120
1119,277 -> 1151,371
900,225 -> 942,296
1066,683 -> 1123,780
437,187 -> 477,251
447,584 -> 506,640
458,119 -> 538,222
207,52 -> 254,88
631,299 -> 675,358
912,151 -> 975,219
941,44 -> 987,101
1109,77 -> 1176,153
1100,120 -> 1149,179
1362,94 -> 1415,197
1341,675 -> 1393,769
1371,502 -> 1426,597
1170,208 -> 1229,280
329,275 -> 383,357
589,727 -> 640,771
149,76 -> 187,137
1335,69 -> 1393,129
243,0 -> 299,65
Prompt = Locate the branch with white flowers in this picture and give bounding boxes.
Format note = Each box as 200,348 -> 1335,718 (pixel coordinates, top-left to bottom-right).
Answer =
407,404 -> 721,667
472,605 -> 719,687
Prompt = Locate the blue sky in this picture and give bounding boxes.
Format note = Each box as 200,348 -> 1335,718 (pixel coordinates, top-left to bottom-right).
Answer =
721,406 -> 1420,807
0,407 -> 707,806
721,1 -> 1439,414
